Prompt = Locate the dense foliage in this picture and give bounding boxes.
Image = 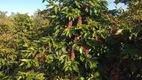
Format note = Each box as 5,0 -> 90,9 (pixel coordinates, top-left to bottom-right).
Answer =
0,0 -> 141,80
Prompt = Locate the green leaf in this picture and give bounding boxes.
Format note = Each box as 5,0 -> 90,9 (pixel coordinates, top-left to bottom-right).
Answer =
62,47 -> 67,53
79,46 -> 84,54
42,0 -> 46,3
75,1 -> 81,8
115,29 -> 123,35
80,56 -> 85,62
80,77 -> 85,80
54,7 -> 58,14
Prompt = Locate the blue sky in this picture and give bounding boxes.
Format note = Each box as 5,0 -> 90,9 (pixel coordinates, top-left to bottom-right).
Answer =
0,0 -> 127,15
0,0 -> 47,15
107,0 -> 127,10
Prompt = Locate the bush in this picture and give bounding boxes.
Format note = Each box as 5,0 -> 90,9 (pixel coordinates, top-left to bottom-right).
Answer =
0,0 -> 141,79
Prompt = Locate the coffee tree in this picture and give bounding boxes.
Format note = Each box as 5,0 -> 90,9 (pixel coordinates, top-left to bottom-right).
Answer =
0,13 -> 47,79
40,0 -> 142,79
0,0 -> 141,79
40,0 -> 119,79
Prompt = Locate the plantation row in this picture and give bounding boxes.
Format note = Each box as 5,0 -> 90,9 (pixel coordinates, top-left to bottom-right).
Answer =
0,0 -> 142,80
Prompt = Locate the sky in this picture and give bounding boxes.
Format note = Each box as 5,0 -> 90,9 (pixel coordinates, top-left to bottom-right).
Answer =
0,0 -> 47,15
107,0 -> 127,10
0,0 -> 127,16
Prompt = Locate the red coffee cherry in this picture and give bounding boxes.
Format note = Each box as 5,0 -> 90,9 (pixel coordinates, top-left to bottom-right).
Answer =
74,36 -> 79,41
78,16 -> 82,25
83,45 -> 89,55
95,35 -> 99,41
64,21 -> 73,31
67,48 -> 71,53
68,21 -> 73,28
71,51 -> 75,60
82,3 -> 89,8
35,53 -> 42,59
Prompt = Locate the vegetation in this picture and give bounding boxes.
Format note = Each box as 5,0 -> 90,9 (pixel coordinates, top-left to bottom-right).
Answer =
0,0 -> 141,80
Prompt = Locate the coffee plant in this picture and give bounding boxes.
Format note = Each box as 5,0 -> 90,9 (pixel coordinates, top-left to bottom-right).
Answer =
0,0 -> 141,80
